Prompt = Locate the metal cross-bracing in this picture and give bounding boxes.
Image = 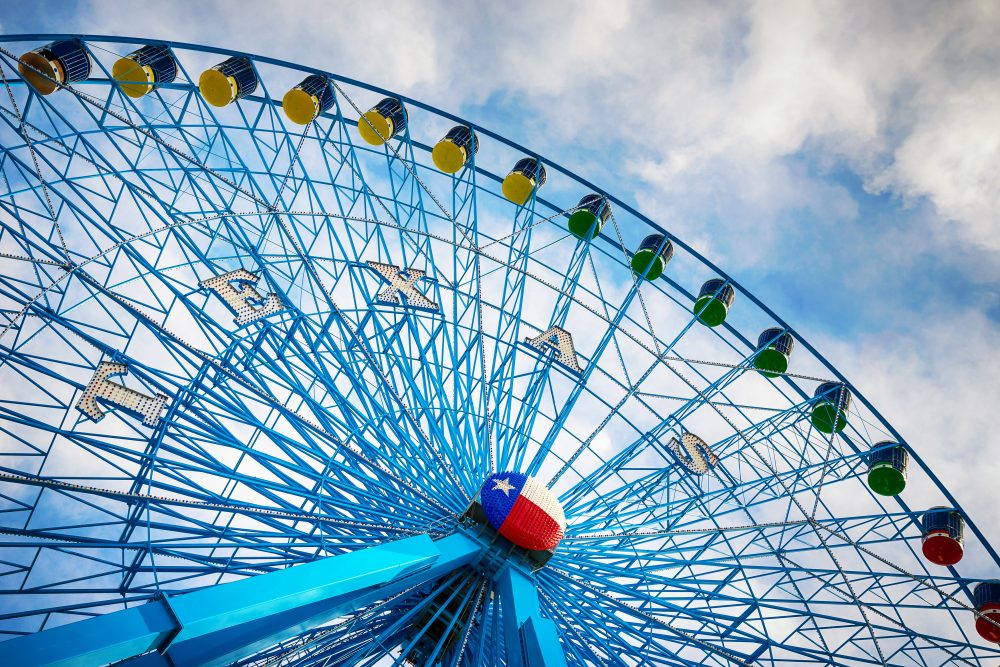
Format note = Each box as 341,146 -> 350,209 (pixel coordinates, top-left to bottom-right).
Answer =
0,34 -> 998,667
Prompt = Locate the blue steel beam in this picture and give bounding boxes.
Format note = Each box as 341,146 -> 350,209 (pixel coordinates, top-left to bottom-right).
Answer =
497,564 -> 568,667
5,531 -> 484,667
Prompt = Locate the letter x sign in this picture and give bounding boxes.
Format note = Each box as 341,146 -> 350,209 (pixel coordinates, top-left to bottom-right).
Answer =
367,261 -> 439,311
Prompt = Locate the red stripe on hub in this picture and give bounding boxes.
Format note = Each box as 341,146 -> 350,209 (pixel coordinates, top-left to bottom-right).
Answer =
500,495 -> 564,551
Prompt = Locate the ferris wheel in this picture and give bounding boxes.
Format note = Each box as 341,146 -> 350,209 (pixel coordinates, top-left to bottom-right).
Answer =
0,34 -> 998,667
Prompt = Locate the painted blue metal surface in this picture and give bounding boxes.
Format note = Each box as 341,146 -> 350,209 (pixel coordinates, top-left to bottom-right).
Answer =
165,533 -> 484,666
498,565 -> 567,667
523,616 -> 570,667
3,602 -> 176,667
5,533 -> 483,666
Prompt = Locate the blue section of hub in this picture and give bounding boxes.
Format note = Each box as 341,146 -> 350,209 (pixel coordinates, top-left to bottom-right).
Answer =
481,470 -> 527,529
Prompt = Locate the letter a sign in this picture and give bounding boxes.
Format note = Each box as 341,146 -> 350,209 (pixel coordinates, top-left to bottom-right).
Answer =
525,326 -> 583,373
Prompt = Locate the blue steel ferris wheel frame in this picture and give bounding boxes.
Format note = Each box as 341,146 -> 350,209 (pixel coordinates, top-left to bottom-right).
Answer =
0,33 -> 997,667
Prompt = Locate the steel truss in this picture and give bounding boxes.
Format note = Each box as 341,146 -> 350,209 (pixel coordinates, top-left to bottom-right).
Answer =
0,34 -> 997,666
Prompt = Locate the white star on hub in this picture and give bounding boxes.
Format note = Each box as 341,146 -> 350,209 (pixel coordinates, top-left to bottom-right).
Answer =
491,478 -> 515,496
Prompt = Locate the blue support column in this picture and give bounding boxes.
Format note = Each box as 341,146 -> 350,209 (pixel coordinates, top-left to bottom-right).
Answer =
6,532 -> 484,667
496,565 -> 568,667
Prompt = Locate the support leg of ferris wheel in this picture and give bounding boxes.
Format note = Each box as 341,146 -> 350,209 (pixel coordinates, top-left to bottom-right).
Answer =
3,529 -> 573,667
497,565 -> 569,667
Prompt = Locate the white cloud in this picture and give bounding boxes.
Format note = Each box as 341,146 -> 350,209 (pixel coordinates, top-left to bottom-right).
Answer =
876,77 -> 1000,249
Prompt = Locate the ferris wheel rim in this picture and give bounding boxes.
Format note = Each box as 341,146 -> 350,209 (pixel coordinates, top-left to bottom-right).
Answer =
0,32 -> 997,665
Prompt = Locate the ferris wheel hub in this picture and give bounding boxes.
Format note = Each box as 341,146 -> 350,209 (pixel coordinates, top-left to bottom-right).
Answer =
479,471 -> 566,552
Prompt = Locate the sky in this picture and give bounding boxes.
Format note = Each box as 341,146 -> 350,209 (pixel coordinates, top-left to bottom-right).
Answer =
1,0 -> 998,537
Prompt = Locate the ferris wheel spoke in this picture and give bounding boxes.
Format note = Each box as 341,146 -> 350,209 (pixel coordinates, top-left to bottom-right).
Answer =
0,522 -> 319,579
0,135 -> 267,352
494,231 -> 596,471
14,276 -> 456,527
559,372 -> 848,539
766,499 -> 886,663
484,201 -> 546,472
542,568 -> 759,666
172,240 -> 464,500
99,94 -> 263,217
561,512 -> 925,555
0,471 -> 427,543
521,251 -> 712,479
219,310 -> 469,504
554,459 -> 907,663
165,384 -> 449,528
217,302 -> 462,500
326,309 -> 473,502
547,349 -> 674,490
225,234 -> 473,501
651,380 -> 902,665
144,438 -> 443,538
440,160 -> 493,478
381,136 -> 441,272
77,260 -> 457,510
603,210 -> 668,357
342,307 -> 479,488
475,207 -> 624,477
537,588 -> 630,667
316,214 -> 676,490
279,141 -> 437,310
561,466 -> 913,566
809,517 -> 994,627
553,545 -> 930,616
176,305 -> 458,513
555,377 -> 777,513
546,557 -> 910,666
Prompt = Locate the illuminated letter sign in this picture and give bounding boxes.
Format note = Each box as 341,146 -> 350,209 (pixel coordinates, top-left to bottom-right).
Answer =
668,432 -> 719,474
525,326 -> 583,373
201,269 -> 284,326
367,261 -> 439,311
76,362 -> 168,426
